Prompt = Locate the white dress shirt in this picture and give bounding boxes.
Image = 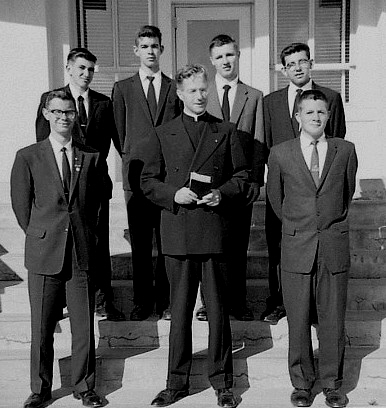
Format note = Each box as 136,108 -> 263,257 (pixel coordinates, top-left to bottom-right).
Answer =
49,136 -> 73,182
300,132 -> 327,177
288,80 -> 313,116
139,69 -> 162,103
215,74 -> 238,115
69,84 -> 90,116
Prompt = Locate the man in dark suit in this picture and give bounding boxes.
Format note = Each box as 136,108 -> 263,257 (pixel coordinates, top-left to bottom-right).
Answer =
12,91 -> 105,408
262,42 -> 346,324
267,90 -> 357,408
35,48 -> 124,321
112,25 -> 181,321
140,64 -> 250,408
201,34 -> 265,321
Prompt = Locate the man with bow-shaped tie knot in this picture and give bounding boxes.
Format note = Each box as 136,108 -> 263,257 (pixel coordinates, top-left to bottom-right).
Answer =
267,89 -> 357,408
12,91 -> 107,408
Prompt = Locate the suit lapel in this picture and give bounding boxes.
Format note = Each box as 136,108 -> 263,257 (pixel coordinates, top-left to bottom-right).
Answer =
69,144 -> 84,202
132,74 -> 153,123
86,89 -> 98,129
155,75 -> 171,124
291,138 -> 317,187
230,81 -> 248,124
207,82 -> 223,120
319,139 -> 338,189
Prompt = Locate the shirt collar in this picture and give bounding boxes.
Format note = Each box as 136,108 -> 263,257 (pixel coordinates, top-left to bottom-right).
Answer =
139,68 -> 161,82
183,111 -> 208,122
215,73 -> 238,90
300,132 -> 327,147
69,84 -> 89,102
289,79 -> 313,95
49,135 -> 72,153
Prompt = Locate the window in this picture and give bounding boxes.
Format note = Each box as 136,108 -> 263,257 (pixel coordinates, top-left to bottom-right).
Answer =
76,0 -> 152,96
272,0 -> 352,102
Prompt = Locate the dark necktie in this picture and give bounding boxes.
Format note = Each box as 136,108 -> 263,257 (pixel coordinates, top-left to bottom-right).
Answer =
78,95 -> 87,129
61,147 -> 71,200
222,85 -> 231,122
147,76 -> 157,121
291,88 -> 302,137
310,140 -> 320,187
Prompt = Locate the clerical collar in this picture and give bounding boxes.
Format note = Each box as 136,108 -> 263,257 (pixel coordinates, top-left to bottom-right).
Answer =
183,111 -> 208,122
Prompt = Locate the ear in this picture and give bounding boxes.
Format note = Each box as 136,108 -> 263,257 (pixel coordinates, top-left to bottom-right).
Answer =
42,107 -> 50,121
160,45 -> 164,54
281,66 -> 288,78
133,45 -> 139,57
295,111 -> 302,125
209,55 -> 215,66
176,88 -> 184,102
309,59 -> 314,69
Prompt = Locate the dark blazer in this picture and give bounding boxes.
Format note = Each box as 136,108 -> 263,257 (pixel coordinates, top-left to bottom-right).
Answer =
207,81 -> 265,185
263,82 -> 346,155
111,72 -> 181,191
10,139 -> 105,275
139,114 -> 251,256
267,137 -> 357,274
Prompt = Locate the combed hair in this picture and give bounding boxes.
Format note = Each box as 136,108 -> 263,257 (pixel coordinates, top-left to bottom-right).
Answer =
209,34 -> 238,52
135,25 -> 162,46
44,90 -> 75,109
67,47 -> 97,64
280,42 -> 310,66
298,89 -> 328,109
175,64 -> 208,88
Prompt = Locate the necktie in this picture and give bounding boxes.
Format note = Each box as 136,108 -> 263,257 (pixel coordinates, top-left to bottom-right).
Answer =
147,76 -> 157,121
310,140 -> 320,187
61,147 -> 71,200
291,88 -> 302,137
78,95 -> 87,129
222,85 -> 231,122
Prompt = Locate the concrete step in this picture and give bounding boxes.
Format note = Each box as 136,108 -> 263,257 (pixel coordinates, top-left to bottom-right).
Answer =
0,346 -> 385,407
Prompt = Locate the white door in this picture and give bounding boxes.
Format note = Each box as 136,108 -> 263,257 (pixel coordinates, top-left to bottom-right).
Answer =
175,5 -> 252,84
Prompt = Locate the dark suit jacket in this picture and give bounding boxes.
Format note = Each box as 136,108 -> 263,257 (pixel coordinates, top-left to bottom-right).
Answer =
267,137 -> 357,274
263,82 -> 346,158
111,72 -> 181,191
207,81 -> 265,185
139,114 -> 251,256
10,139 -> 105,275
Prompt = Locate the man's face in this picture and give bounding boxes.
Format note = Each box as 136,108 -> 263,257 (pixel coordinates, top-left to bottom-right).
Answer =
43,98 -> 76,138
177,74 -> 208,116
66,57 -> 95,92
282,51 -> 312,87
296,98 -> 329,140
134,36 -> 163,71
210,43 -> 239,81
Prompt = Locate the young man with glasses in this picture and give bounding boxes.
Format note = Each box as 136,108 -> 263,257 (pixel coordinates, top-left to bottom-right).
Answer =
35,48 -> 125,322
262,42 -> 346,325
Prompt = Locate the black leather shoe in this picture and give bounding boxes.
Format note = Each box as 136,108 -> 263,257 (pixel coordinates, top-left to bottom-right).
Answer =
263,306 -> 286,325
130,304 -> 153,321
323,388 -> 348,408
151,388 -> 189,406
195,306 -> 208,321
73,390 -> 103,407
290,388 -> 313,407
161,308 -> 171,320
231,306 -> 254,321
23,391 -> 52,408
96,302 -> 125,321
216,388 -> 238,408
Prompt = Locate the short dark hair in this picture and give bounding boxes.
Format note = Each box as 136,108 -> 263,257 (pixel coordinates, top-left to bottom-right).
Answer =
175,64 -> 208,89
209,34 -> 238,53
44,90 -> 76,109
67,47 -> 97,64
135,25 -> 162,46
280,42 -> 310,66
298,89 -> 328,110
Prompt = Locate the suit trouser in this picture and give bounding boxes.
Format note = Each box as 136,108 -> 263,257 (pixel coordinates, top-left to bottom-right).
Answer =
265,195 -> 284,309
282,258 -> 348,390
28,241 -> 95,394
125,191 -> 169,312
165,255 -> 233,391
95,197 -> 114,305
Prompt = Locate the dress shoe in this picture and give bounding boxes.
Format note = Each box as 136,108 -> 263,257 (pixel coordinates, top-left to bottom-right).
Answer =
323,388 -> 349,408
195,306 -> 208,321
216,388 -> 238,408
231,306 -> 254,321
130,304 -> 153,321
23,391 -> 52,408
262,305 -> 286,324
161,308 -> 171,320
96,302 -> 125,321
73,389 -> 103,407
151,388 -> 189,406
290,388 -> 313,407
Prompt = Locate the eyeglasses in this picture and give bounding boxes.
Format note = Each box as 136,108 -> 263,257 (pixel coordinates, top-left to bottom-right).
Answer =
285,59 -> 311,71
49,109 -> 76,119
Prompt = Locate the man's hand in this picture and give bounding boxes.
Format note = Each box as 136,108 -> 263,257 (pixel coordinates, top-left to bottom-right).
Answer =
174,187 -> 198,205
197,189 -> 221,206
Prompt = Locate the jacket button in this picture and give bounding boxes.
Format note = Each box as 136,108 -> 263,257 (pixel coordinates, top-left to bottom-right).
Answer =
64,228 -> 68,232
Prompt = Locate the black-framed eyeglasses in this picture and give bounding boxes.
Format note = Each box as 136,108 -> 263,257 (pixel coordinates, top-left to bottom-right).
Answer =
49,109 -> 76,119
285,59 -> 311,71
